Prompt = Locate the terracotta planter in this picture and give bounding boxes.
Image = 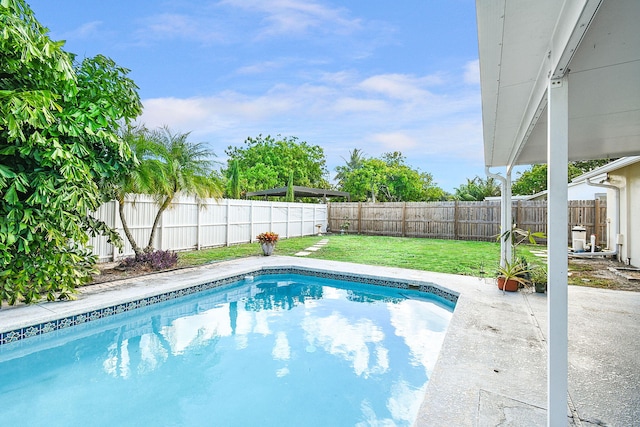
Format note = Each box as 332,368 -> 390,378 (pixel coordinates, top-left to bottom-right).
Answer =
261,242 -> 275,256
497,277 -> 519,292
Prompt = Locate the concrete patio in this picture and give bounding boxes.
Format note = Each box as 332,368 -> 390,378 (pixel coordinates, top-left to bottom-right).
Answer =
1,256 -> 638,426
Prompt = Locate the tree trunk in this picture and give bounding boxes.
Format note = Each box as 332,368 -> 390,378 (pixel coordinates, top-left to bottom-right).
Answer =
118,195 -> 143,257
145,195 -> 173,252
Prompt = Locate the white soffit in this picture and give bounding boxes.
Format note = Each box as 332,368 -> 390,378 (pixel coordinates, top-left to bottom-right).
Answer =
477,0 -> 640,168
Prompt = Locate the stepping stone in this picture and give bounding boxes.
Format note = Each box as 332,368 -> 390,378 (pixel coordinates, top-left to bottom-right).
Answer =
305,247 -> 321,251
295,251 -> 311,256
530,250 -> 548,258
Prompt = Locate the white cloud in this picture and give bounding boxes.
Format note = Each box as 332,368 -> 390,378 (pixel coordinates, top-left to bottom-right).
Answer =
236,60 -> 286,75
136,13 -> 224,44
386,380 -> 427,424
220,0 -> 361,38
463,59 -> 480,85
272,331 -> 291,360
387,300 -> 452,375
371,132 -> 420,151
139,68 -> 482,187
333,97 -> 387,113
301,312 -> 388,378
358,74 -> 439,101
59,21 -> 103,40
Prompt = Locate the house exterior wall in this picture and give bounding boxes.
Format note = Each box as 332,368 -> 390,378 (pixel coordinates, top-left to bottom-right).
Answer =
567,182 -> 606,201
609,162 -> 640,267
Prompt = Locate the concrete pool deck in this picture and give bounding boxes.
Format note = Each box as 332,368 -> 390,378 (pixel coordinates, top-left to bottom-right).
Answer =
1,256 -> 638,426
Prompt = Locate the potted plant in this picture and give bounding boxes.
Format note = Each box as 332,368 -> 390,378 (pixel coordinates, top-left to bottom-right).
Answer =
340,220 -> 350,235
496,258 -> 532,292
256,232 -> 279,256
495,225 -> 545,292
498,224 -> 546,249
530,264 -> 548,293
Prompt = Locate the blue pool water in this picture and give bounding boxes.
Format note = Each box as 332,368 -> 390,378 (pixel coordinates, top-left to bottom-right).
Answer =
0,274 -> 454,426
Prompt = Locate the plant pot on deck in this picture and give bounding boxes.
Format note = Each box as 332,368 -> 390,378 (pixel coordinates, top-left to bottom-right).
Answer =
497,277 -> 519,292
261,242 -> 275,256
534,281 -> 547,293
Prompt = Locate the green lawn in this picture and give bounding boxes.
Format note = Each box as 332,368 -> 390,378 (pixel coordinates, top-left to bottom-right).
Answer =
179,234 -> 542,277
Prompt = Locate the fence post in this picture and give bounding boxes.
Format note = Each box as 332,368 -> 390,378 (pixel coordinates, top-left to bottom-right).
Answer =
313,204 -> 316,234
594,198 -> 601,245
226,199 -> 231,247
402,202 -> 407,237
270,203 -> 274,231
286,205 -> 290,238
327,202 -> 331,232
196,200 -> 201,250
357,202 -> 362,234
454,200 -> 459,240
159,209 -> 164,250
112,199 -> 119,262
250,201 -> 254,242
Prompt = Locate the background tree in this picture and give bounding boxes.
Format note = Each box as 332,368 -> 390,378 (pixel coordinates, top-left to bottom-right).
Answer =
512,159 -> 614,195
226,159 -> 242,199
337,151 -> 445,202
453,176 -> 501,201
224,135 -> 329,193
0,0 -> 141,305
285,172 -> 294,202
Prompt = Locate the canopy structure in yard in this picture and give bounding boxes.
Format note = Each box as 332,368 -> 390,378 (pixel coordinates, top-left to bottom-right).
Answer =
246,186 -> 350,202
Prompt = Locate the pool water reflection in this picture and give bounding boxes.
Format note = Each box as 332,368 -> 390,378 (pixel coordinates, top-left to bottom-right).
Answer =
0,274 -> 453,427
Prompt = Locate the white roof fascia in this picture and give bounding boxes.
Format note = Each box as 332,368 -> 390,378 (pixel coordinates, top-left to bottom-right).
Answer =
571,156 -> 640,182
550,0 -> 603,79
507,0 -> 602,171
480,0 -> 604,171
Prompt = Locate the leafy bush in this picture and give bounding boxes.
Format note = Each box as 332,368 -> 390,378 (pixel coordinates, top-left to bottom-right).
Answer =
0,245 -> 97,306
0,0 -> 141,305
119,250 -> 178,271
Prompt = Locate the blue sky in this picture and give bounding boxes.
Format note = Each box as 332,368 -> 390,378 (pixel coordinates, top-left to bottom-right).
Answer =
29,0 -> 482,192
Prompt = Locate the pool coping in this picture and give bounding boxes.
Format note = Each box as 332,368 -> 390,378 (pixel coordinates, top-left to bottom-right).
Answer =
0,261 -> 458,345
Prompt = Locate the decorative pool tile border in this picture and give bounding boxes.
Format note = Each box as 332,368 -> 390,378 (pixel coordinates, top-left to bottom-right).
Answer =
0,267 -> 458,346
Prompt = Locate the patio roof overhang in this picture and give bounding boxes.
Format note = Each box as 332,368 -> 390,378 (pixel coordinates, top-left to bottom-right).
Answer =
476,1 -> 640,425
477,0 -> 640,171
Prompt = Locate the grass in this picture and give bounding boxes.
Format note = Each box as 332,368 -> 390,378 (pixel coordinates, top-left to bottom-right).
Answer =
178,236 -> 323,265
179,234 -> 543,277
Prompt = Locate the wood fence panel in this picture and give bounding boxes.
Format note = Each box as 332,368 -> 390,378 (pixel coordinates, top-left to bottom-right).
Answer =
512,200 -> 547,243
328,200 -> 606,245
567,200 -> 606,246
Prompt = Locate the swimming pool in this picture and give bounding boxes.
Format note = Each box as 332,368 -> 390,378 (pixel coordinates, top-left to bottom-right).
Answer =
0,270 -> 455,426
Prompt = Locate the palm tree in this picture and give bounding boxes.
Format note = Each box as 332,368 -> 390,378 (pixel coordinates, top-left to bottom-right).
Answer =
109,124 -> 166,257
335,148 -> 365,184
144,126 -> 222,252
453,176 -> 501,201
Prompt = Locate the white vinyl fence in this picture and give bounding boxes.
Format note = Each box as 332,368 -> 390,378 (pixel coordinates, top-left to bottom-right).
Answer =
89,194 -> 328,262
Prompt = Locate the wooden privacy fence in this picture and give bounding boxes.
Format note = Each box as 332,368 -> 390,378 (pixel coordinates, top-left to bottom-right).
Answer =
328,200 -> 607,245
89,195 -> 327,262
